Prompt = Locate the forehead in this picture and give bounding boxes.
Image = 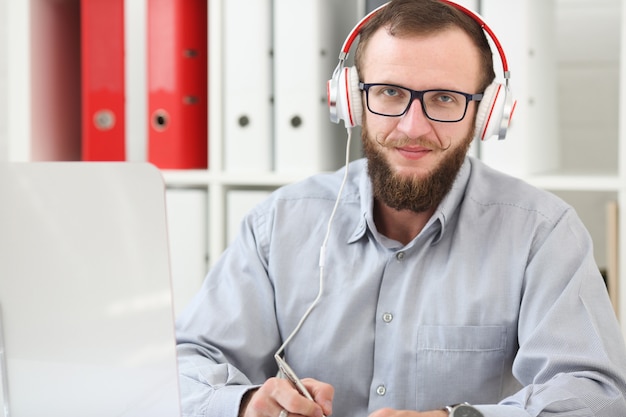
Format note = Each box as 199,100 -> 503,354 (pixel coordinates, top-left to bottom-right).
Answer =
360,26 -> 483,92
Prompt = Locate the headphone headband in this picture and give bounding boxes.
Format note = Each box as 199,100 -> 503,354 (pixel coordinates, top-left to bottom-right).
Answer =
439,0 -> 510,77
337,3 -> 387,61
337,0 -> 510,81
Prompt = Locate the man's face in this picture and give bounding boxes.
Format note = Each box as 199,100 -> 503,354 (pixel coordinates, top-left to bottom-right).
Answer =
359,27 -> 483,213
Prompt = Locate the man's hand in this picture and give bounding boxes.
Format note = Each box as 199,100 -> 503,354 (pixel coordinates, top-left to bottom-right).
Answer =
241,377 -> 334,417
369,408 -> 448,417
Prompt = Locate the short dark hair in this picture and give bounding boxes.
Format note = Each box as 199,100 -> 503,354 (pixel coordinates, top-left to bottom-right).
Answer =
355,0 -> 496,92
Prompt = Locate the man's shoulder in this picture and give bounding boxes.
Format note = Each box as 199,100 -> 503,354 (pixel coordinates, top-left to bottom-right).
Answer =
466,157 -> 571,224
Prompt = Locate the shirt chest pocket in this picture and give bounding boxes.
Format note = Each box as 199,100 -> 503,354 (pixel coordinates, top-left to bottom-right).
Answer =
415,325 -> 508,410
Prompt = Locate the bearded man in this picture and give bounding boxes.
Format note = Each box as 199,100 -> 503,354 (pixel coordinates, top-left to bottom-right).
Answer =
176,1 -> 626,417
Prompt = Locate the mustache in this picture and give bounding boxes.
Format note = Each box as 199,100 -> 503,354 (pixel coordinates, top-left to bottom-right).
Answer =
374,134 -> 452,151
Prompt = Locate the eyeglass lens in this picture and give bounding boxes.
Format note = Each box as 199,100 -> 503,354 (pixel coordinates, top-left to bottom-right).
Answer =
365,84 -> 469,122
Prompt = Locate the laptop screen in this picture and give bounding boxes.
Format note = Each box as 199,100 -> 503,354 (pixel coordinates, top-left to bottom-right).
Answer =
0,162 -> 181,416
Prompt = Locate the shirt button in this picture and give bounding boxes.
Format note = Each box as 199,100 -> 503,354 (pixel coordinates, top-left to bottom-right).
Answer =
376,385 -> 386,396
396,251 -> 405,261
382,312 -> 393,323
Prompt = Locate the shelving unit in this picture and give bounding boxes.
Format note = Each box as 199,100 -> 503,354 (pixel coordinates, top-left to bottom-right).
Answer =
0,0 -> 624,330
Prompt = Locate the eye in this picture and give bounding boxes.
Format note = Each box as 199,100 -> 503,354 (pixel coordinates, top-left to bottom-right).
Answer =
435,92 -> 455,103
381,87 -> 401,97
424,90 -> 465,107
369,85 -> 408,99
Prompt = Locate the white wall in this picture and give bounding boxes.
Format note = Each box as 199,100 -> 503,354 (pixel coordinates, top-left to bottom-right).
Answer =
0,0 -> 7,162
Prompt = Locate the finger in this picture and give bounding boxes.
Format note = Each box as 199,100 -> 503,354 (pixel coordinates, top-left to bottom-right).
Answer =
246,378 -> 299,417
277,393 -> 324,417
301,378 -> 334,416
272,380 -> 324,417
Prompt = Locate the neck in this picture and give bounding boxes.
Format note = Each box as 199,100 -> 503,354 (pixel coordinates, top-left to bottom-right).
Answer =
373,199 -> 435,245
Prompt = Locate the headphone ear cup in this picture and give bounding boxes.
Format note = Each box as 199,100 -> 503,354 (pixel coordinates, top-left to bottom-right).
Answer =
329,66 -> 363,127
345,66 -> 363,126
474,82 -> 507,141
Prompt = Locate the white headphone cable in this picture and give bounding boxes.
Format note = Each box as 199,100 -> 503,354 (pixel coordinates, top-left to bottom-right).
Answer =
274,126 -> 353,358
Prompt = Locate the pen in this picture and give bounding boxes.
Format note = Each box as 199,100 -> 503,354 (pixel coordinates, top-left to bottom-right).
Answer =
274,354 -> 326,417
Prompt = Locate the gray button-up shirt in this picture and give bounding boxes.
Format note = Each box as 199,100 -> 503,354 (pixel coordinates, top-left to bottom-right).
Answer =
176,157 -> 626,417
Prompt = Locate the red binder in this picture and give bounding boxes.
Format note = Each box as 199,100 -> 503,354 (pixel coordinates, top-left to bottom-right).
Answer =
80,0 -> 126,161
148,0 -> 208,169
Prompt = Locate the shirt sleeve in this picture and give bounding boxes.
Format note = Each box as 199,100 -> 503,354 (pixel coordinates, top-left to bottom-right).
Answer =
498,207 -> 626,416
175,206 -> 278,417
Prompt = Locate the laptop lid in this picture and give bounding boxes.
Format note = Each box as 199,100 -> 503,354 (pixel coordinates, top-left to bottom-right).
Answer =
0,162 -> 181,416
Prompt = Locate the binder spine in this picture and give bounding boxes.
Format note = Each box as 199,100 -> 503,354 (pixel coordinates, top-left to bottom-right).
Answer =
148,0 -> 208,169
80,0 -> 126,161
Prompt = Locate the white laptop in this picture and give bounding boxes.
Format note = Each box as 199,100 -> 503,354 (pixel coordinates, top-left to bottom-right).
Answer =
0,162 -> 181,416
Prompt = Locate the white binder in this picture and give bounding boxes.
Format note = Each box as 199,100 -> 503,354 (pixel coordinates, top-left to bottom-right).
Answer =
273,0 -> 360,174
223,0 -> 273,172
165,188 -> 208,317
478,0 -> 559,177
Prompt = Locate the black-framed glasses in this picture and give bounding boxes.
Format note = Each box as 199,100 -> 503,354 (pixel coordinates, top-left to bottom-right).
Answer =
359,82 -> 483,123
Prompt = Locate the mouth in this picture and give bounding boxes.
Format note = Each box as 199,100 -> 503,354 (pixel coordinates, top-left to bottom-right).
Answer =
396,145 -> 432,160
398,144 -> 431,152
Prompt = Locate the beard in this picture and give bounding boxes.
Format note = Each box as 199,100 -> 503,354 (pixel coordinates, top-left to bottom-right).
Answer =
362,126 -> 473,213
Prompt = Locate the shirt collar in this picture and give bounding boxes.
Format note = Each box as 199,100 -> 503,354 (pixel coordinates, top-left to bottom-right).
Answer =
346,160 -> 372,244
347,157 -> 472,246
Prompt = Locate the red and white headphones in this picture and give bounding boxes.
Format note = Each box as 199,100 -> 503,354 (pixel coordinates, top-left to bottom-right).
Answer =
326,0 -> 516,141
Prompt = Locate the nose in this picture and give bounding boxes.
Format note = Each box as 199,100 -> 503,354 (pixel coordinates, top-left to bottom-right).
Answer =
395,98 -> 433,138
